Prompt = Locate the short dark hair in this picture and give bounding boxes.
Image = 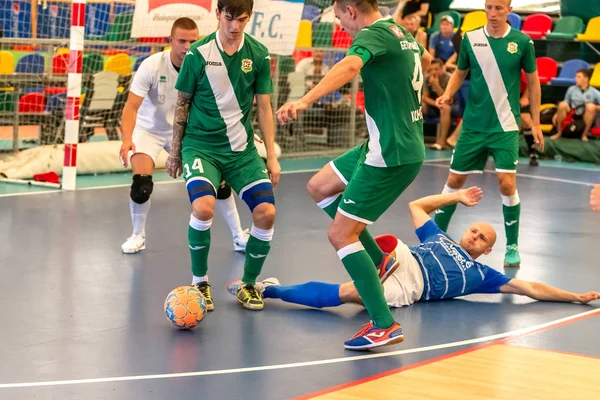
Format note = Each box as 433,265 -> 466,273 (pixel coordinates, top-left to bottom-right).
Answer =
218,0 -> 254,18
576,68 -> 591,79
171,17 -> 198,36
431,58 -> 444,67
333,0 -> 378,13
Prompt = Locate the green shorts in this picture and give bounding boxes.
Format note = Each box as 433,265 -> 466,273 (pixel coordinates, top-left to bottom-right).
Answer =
331,142 -> 423,224
450,129 -> 520,174
182,145 -> 270,205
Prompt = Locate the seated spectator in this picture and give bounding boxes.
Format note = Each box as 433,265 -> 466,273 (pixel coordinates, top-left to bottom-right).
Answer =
295,50 -> 330,92
397,14 -> 428,49
551,68 -> 600,142
423,58 -> 460,150
398,0 -> 430,28
428,16 -> 457,67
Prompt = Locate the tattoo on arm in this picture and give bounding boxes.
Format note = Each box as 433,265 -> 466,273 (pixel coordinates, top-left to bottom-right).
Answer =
171,91 -> 192,158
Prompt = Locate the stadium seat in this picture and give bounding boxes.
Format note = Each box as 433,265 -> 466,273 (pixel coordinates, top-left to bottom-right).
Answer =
507,12 -> 522,30
540,103 -> 556,133
0,92 -> 15,112
521,13 -> 553,39
88,11 -> 133,42
104,53 -> 131,75
292,50 -> 312,64
18,93 -> 46,113
52,53 -> 70,74
461,11 -> 487,32
332,24 -> 352,48
0,51 -> 15,74
15,53 -> 45,74
551,59 -> 590,86
83,53 -> 104,74
590,64 -> 600,88
301,4 -> 321,24
546,16 -> 585,40
426,10 -> 461,34
133,55 -> 149,72
536,57 -> 557,84
312,22 -> 333,47
46,92 -> 67,112
295,20 -> 312,48
577,16 -> 600,42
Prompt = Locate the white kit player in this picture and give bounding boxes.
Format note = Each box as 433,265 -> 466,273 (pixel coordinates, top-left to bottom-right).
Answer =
119,17 -> 250,254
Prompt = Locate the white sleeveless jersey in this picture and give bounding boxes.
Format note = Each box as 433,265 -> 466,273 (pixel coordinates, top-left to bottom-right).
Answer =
130,50 -> 179,135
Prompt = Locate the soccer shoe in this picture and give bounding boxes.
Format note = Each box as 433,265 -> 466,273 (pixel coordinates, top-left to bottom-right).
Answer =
236,283 -> 264,310
194,281 -> 214,311
344,321 -> 405,351
529,155 -> 539,166
233,229 -> 250,252
226,277 -> 280,296
376,253 -> 400,284
121,234 -> 146,254
504,245 -> 521,268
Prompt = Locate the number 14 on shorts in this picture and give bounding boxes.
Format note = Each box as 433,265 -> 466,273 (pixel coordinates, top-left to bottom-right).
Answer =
184,158 -> 204,178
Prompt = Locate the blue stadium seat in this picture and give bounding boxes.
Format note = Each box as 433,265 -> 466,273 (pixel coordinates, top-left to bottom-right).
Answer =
507,12 -> 522,30
15,53 -> 45,74
551,59 -> 590,86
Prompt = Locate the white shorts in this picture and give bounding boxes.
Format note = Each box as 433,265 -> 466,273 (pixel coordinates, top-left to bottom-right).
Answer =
131,129 -> 171,165
376,235 -> 425,308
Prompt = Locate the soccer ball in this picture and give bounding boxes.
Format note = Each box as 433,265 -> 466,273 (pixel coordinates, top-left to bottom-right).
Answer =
164,286 -> 207,329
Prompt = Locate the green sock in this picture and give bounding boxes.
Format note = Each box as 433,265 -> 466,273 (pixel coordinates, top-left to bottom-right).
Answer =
189,224 -> 210,278
320,194 -> 383,265
339,243 -> 394,328
434,203 -> 457,232
503,203 -> 520,246
243,235 -> 271,285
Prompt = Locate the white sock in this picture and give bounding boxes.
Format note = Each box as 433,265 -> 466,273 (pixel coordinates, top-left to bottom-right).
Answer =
502,191 -> 520,206
442,184 -> 459,194
129,198 -> 150,236
216,194 -> 244,238
192,275 -> 208,285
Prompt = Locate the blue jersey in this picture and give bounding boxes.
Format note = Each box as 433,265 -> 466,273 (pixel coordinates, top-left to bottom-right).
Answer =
410,220 -> 511,301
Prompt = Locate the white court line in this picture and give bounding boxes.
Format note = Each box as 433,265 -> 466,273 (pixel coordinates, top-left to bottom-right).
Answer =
0,159 -> 452,199
0,308 -> 597,389
424,162 -> 596,187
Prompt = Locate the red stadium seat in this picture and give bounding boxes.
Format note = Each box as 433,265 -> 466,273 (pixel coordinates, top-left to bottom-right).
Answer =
536,57 -> 557,84
18,93 -> 46,113
521,13 -> 553,39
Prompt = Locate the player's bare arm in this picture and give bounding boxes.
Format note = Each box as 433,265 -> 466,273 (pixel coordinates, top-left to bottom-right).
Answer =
591,184 -> 600,211
166,91 -> 192,178
256,94 -> 281,187
526,70 -> 544,151
408,187 -> 483,229
421,48 -> 433,74
276,55 -> 363,124
499,279 -> 600,304
436,68 -> 468,109
119,93 -> 144,167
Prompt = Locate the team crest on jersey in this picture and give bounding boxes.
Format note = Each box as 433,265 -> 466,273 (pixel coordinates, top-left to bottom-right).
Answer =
507,42 -> 518,54
159,75 -> 167,83
241,59 -> 253,73
390,25 -> 404,38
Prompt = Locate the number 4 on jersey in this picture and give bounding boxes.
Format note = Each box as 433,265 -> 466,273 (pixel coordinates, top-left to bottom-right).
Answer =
411,53 -> 424,103
184,158 -> 204,178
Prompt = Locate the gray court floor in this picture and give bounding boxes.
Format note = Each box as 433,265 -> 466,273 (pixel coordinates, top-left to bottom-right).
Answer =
0,160 -> 599,399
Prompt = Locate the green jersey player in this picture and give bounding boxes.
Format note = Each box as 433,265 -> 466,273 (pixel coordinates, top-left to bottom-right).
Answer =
433,0 -> 545,268
166,0 -> 281,312
277,0 -> 433,350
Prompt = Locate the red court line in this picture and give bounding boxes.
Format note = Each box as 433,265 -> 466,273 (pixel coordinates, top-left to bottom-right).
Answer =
295,308 -> 600,400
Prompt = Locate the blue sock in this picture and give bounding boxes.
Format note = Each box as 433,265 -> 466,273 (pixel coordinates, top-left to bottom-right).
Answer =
263,282 -> 342,308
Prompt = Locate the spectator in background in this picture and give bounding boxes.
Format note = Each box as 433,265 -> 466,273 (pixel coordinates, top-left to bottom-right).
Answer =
428,15 -> 457,68
423,58 -> 460,150
398,0 -> 430,27
295,50 -> 330,91
398,14 -> 428,49
551,68 -> 600,142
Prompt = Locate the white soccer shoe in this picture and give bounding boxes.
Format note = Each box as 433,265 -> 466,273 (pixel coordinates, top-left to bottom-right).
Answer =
121,234 -> 146,254
233,229 -> 250,252
226,277 -> 281,296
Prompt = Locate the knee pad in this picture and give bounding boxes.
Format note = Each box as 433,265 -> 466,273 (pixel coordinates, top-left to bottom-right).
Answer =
186,178 -> 216,203
130,174 -> 153,204
239,180 -> 274,212
216,180 -> 232,200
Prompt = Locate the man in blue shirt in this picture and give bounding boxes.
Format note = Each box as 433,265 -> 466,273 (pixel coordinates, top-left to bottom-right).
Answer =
428,15 -> 457,67
551,68 -> 600,142
228,187 -> 600,313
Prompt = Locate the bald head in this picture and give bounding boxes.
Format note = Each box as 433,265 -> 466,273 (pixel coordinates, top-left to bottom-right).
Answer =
459,221 -> 497,259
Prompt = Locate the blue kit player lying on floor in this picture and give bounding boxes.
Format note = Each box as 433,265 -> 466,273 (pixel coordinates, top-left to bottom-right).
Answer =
229,187 -> 600,309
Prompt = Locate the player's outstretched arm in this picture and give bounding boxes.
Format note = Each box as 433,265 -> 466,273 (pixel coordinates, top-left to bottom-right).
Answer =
166,91 -> 192,179
256,94 -> 281,187
276,55 -> 363,124
408,187 -> 483,229
119,93 -> 144,167
499,279 -> 600,304
526,70 -> 544,151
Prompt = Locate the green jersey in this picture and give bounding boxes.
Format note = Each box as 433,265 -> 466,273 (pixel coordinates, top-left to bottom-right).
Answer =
175,32 -> 273,153
458,26 -> 537,133
347,16 -> 425,167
